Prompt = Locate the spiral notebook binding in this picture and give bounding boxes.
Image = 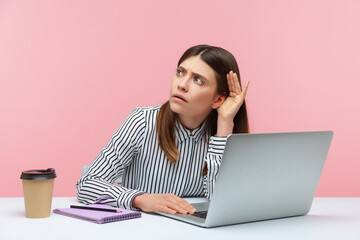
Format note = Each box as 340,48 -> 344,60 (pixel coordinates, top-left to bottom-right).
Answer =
104,212 -> 141,223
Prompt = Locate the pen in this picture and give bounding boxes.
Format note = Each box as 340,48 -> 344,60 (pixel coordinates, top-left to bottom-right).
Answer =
70,205 -> 122,213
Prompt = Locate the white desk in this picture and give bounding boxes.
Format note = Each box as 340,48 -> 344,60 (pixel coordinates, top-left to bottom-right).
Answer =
1,197 -> 359,240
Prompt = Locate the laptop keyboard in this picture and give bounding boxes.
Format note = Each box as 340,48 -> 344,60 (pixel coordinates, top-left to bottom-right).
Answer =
192,211 -> 208,219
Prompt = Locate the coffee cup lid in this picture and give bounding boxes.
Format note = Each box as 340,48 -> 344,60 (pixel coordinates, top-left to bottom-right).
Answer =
20,168 -> 56,180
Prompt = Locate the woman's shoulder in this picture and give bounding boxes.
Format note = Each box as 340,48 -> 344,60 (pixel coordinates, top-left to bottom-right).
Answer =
135,104 -> 162,111
128,105 -> 162,134
131,104 -> 162,116
127,105 -> 162,124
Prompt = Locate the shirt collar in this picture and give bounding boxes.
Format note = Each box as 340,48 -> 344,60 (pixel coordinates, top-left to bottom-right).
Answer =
175,118 -> 208,142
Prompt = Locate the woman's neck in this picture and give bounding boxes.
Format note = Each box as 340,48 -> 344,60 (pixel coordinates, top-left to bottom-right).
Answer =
177,114 -> 207,130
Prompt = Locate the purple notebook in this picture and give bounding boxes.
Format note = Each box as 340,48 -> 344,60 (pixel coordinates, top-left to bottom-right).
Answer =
53,204 -> 141,224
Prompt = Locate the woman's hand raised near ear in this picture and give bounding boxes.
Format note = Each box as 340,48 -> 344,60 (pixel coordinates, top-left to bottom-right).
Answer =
215,71 -> 249,137
217,71 -> 249,122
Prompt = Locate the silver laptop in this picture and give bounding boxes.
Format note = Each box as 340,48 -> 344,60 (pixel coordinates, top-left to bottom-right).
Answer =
156,131 -> 334,228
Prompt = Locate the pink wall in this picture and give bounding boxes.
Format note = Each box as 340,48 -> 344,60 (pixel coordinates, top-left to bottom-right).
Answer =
1,0 -> 359,197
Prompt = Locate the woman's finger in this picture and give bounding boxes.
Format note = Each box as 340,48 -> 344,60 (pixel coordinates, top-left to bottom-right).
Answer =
227,72 -> 234,94
232,72 -> 241,94
242,80 -> 250,96
165,194 -> 196,214
165,198 -> 189,214
166,202 -> 188,214
238,80 -> 250,101
159,205 -> 177,215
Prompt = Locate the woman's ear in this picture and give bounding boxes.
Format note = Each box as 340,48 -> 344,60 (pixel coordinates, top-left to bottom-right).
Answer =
212,95 -> 226,109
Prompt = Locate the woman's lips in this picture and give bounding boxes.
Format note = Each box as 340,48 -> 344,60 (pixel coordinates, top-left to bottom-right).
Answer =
172,94 -> 187,103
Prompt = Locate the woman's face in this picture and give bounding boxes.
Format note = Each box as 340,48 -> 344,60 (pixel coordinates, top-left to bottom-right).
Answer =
169,56 -> 223,124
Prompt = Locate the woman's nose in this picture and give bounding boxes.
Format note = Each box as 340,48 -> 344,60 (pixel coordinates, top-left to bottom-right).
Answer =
178,77 -> 189,92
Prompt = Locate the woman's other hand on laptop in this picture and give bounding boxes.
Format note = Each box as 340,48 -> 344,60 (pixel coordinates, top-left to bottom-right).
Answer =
132,193 -> 197,215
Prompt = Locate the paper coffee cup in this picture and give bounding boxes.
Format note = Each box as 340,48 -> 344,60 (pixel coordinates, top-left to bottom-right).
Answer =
20,168 -> 56,218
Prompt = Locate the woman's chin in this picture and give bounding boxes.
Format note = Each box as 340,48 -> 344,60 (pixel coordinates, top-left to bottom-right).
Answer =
169,101 -> 186,115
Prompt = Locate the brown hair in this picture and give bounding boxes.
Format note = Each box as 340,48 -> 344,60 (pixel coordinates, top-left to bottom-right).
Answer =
157,44 -> 250,164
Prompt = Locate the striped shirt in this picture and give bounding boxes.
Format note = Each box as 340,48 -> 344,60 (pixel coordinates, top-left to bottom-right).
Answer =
76,105 -> 227,210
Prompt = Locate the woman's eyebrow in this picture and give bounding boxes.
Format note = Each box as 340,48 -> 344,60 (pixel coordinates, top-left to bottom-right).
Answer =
178,66 -> 209,82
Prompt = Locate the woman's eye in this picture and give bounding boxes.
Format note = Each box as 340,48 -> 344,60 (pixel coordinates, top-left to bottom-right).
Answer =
176,69 -> 183,76
194,77 -> 203,85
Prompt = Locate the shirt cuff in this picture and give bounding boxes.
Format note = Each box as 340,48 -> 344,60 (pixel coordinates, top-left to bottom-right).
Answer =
208,136 -> 227,155
103,185 -> 145,210
116,189 -> 145,210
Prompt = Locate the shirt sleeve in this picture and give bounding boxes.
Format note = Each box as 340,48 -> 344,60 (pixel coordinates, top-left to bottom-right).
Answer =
203,136 -> 227,199
76,107 -> 146,210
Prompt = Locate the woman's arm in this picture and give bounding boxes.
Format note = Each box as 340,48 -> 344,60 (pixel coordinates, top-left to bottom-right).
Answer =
203,136 -> 227,199
203,71 -> 250,199
76,108 -> 146,210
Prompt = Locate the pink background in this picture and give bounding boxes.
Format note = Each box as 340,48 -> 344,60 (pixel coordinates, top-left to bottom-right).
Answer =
1,0 -> 359,197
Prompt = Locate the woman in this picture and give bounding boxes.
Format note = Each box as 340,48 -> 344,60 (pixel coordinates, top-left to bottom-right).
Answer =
76,44 -> 250,215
